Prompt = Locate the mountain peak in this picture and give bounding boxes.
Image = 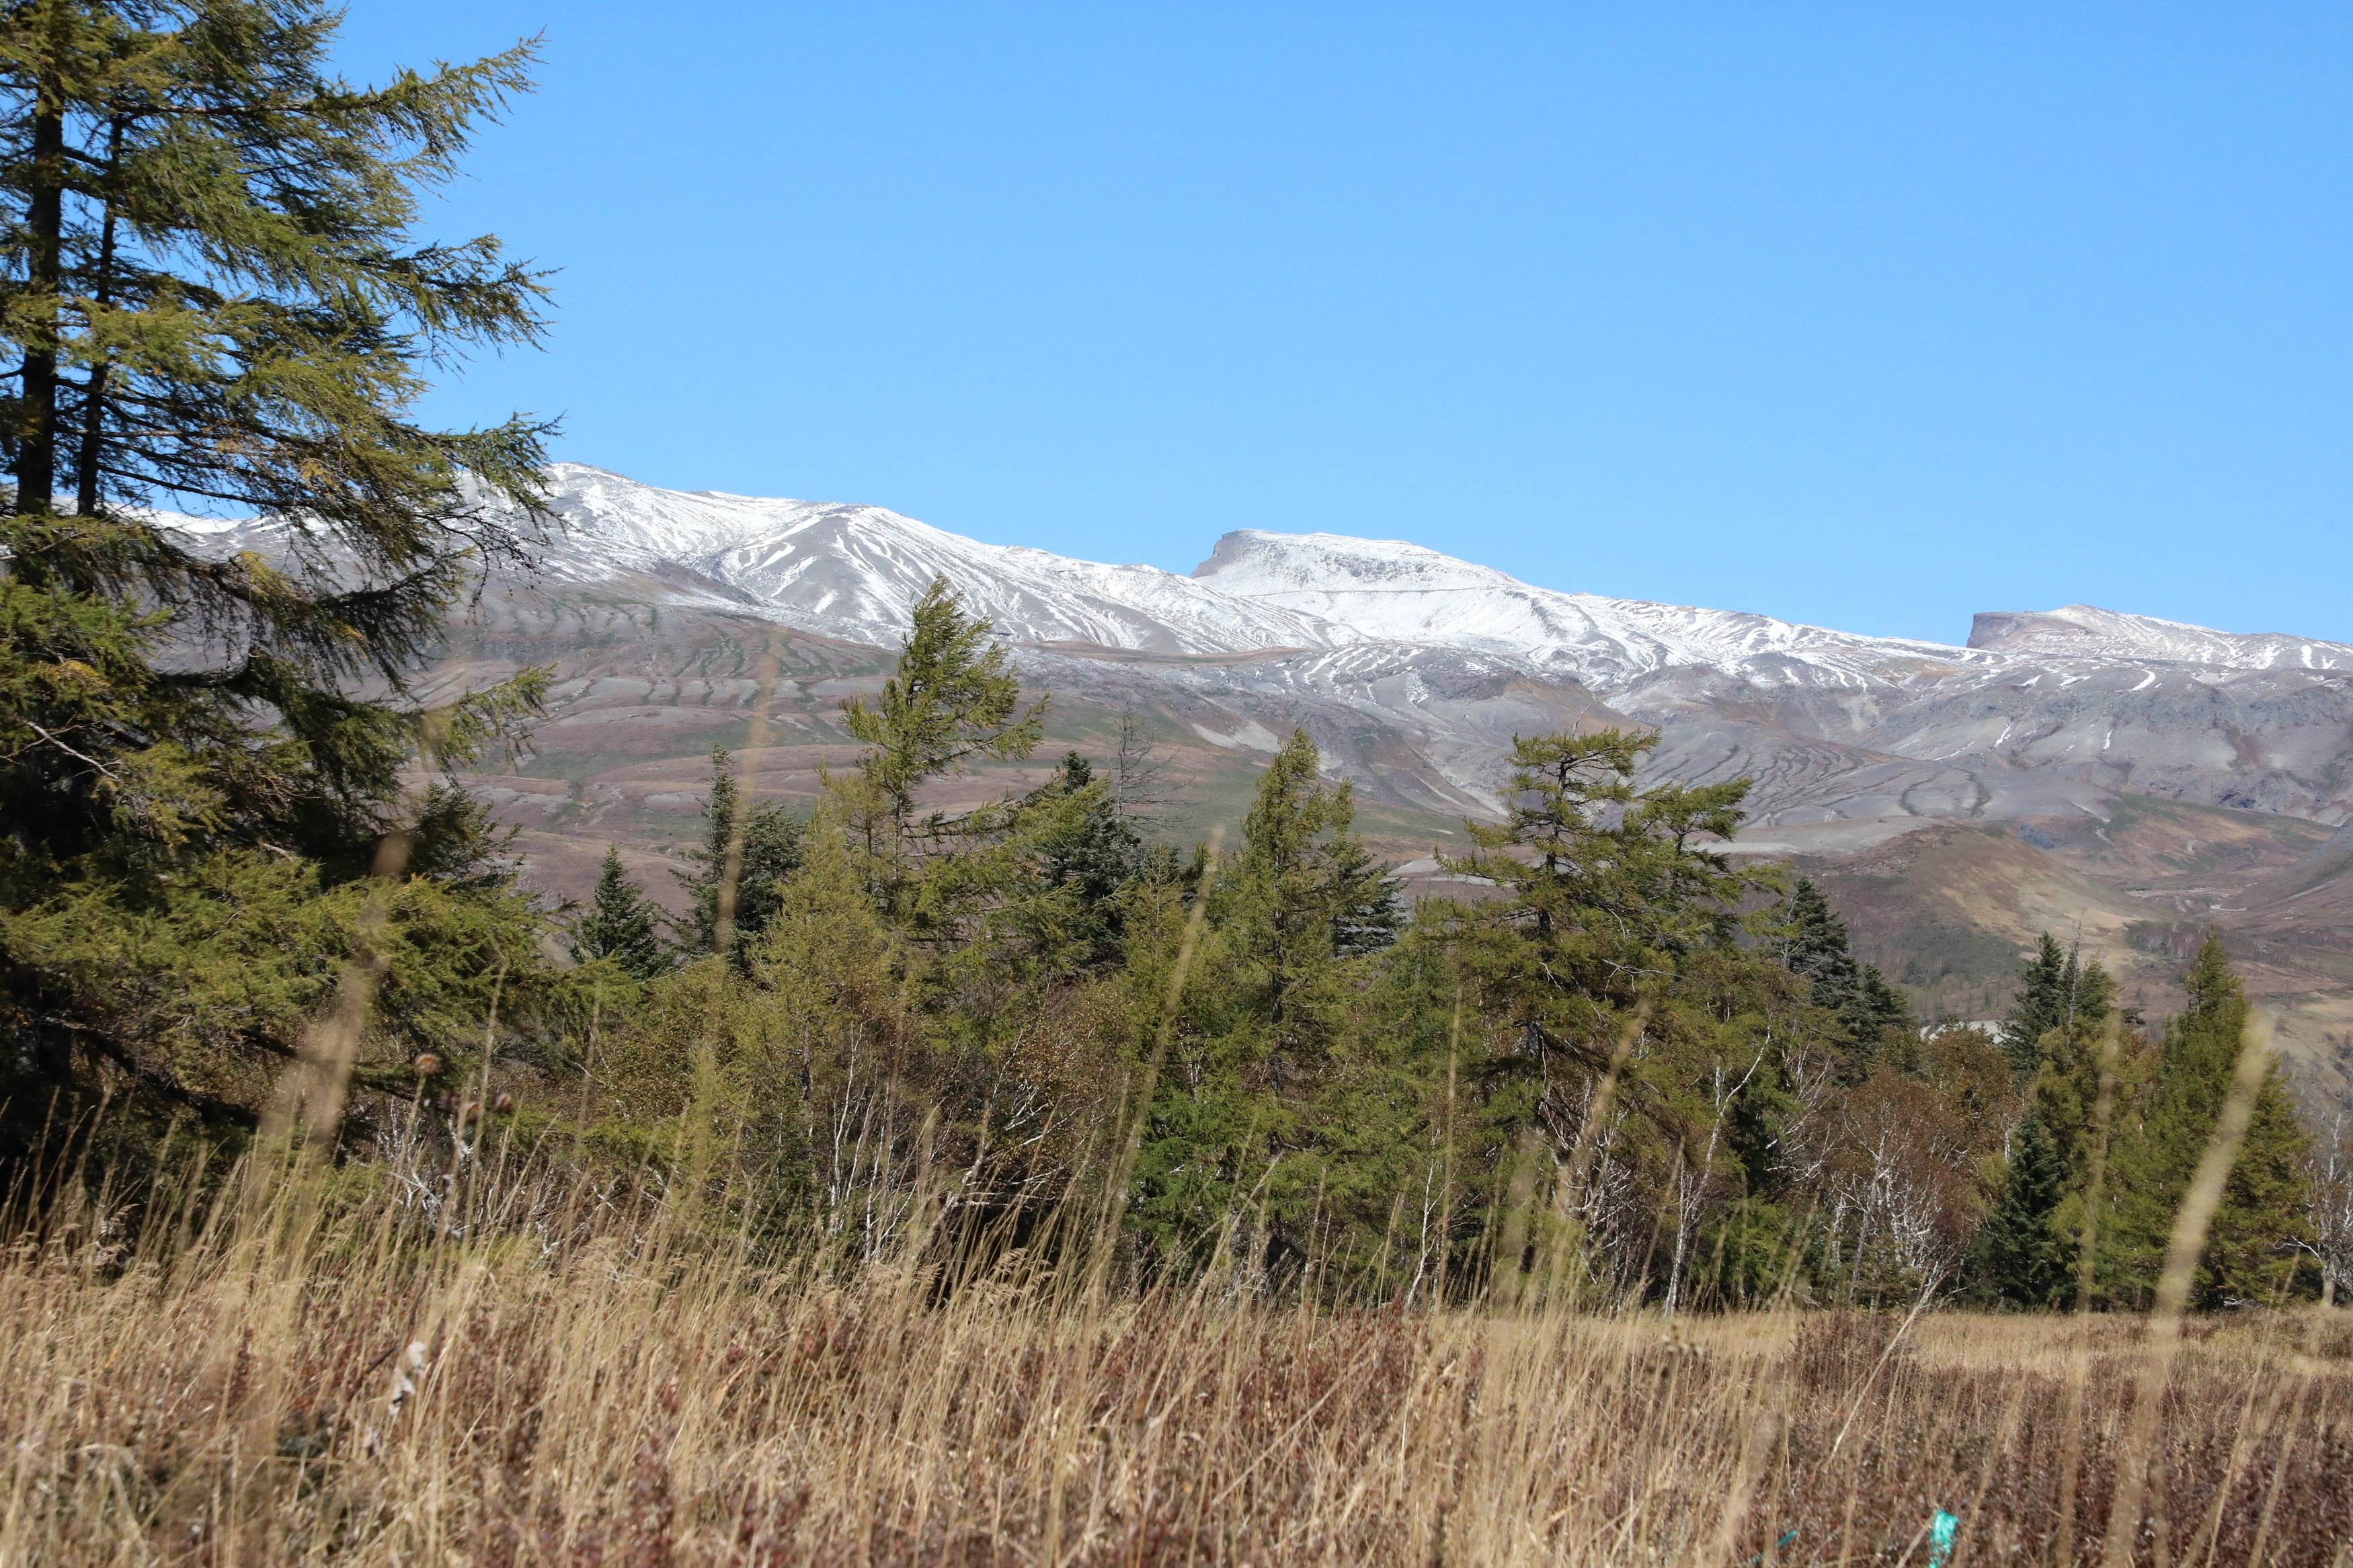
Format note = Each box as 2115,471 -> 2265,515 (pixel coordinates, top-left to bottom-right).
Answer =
1968,604 -> 2353,670
1193,529 -> 1513,595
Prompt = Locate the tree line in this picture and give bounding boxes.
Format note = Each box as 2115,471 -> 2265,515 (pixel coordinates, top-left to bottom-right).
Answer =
20,552 -> 2327,1309
0,0 -> 2332,1311
554,581 -> 2328,1309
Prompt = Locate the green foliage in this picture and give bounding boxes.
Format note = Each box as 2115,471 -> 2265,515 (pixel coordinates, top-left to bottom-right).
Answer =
838,577 -> 1045,898
1778,876 -> 1915,1071
0,0 -> 555,1134
1429,729 -> 1838,1303
2014,937 -> 2122,1197
1131,728 -> 1406,1279
674,747 -> 803,964
2101,933 -> 2313,1307
2001,932 -> 2113,1079
1438,727 -> 1770,1089
2003,934 -> 2069,1074
571,845 -> 668,979
1025,751 -> 1144,970
406,781 -> 522,892
0,827 -> 557,1117
1972,1109 -> 2071,1309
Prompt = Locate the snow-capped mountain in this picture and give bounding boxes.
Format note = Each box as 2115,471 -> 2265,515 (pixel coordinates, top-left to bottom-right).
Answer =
458,464 -> 2351,827
530,466 -> 2019,695
1966,604 -> 2353,671
1191,528 -> 2006,694
159,463 -> 2353,833
530,465 -> 1343,656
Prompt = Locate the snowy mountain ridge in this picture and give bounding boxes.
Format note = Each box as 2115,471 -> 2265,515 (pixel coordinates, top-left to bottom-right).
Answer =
1965,604 -> 2353,672
149,464 -> 2353,828
1191,528 -> 2009,693
523,465 -> 1344,657
514,465 -> 2348,694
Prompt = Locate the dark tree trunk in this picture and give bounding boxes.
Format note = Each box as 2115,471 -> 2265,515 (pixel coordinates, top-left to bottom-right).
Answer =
74,119 -> 124,518
15,78 -> 65,515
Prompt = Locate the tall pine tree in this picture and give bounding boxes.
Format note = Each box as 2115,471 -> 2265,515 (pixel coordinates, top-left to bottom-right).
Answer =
0,0 -> 553,859
1972,1108 -> 2071,1307
1133,727 -> 1398,1278
1023,751 -> 1144,969
674,747 -> 803,964
572,845 -> 669,979
2002,934 -> 2072,1073
2102,933 -> 2313,1307
1778,876 -> 1915,1070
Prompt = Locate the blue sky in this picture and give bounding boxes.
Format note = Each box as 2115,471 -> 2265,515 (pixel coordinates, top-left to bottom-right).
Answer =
339,2 -> 2352,646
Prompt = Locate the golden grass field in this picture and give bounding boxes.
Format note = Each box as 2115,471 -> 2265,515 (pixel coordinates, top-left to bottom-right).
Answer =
1,1136 -> 2349,1568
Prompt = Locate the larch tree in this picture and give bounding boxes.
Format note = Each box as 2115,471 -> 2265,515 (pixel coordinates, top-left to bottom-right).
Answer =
835,575 -> 1045,938
0,1 -> 557,1122
1131,726 -> 1399,1284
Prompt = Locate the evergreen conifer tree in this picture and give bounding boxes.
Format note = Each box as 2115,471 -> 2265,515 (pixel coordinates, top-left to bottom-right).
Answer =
1973,1108 -> 2070,1307
0,1 -> 553,860
836,577 -> 1045,938
1024,751 -> 1143,968
405,782 -> 522,892
1445,729 -> 1759,1073
1778,876 -> 1915,1068
2104,932 -> 2313,1306
0,2 -> 554,1116
2003,933 -> 2111,1077
675,747 -> 803,963
1220,729 -> 1396,1059
1132,728 -> 1397,1278
572,845 -> 668,978
1437,729 -> 1796,1298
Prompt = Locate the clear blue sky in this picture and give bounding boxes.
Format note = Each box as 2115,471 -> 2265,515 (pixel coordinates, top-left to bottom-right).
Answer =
339,2 -> 2352,646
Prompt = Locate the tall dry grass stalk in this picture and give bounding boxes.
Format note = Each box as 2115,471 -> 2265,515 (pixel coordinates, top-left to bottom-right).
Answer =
5,798 -> 2345,1564
3,1134 -> 2352,1565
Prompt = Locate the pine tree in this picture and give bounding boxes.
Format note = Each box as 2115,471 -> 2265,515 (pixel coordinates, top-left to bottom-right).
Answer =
2002,934 -> 2071,1074
1445,729 -> 1759,1073
836,576 -> 1046,936
1778,876 -> 1915,1068
405,782 -> 522,893
1132,728 -> 1396,1278
674,747 -> 803,963
1219,729 -> 1396,1059
1327,831 -> 1404,958
572,845 -> 668,979
1973,1108 -> 2070,1307
0,1 -> 553,860
2002,933 -> 2114,1077
2103,933 -> 2313,1307
1025,751 -> 1143,968
1437,729 -> 1798,1300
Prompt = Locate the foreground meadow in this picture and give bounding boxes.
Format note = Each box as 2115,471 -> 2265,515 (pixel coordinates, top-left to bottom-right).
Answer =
1,1151 -> 2346,1568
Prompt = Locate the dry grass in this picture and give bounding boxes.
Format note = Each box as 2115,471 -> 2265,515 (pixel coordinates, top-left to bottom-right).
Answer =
3,1153 -> 2351,1566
